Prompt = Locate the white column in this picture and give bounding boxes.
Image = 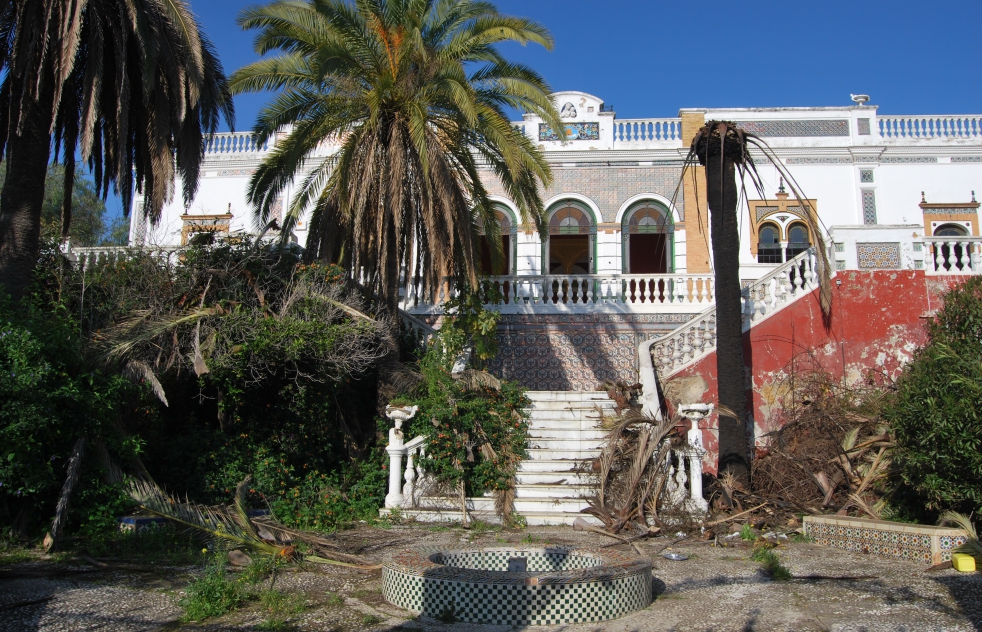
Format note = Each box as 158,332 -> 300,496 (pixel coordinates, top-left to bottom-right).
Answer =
385,428 -> 405,509
679,403 -> 712,513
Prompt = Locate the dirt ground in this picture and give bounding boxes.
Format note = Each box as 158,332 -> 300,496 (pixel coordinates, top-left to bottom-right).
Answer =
1,523 -> 979,632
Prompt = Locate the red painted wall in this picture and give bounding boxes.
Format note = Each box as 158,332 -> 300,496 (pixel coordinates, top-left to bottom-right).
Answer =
669,270 -> 970,472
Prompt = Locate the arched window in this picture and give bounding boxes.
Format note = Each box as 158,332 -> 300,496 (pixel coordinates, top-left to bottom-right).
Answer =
786,223 -> 810,259
478,209 -> 513,275
757,223 -> 782,263
934,224 -> 968,237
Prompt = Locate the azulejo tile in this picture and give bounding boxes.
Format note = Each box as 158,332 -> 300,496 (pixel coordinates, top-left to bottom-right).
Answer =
383,546 -> 652,626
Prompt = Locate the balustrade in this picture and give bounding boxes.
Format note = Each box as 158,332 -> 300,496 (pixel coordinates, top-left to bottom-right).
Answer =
481,273 -> 714,308
203,132 -> 270,155
878,115 -> 982,140
646,248 -> 821,377
612,118 -> 681,144
921,237 -> 982,275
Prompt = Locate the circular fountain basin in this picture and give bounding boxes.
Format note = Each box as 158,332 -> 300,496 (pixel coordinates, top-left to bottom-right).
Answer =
382,545 -> 652,626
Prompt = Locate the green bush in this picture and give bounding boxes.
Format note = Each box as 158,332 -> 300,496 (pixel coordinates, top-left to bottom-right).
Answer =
884,276 -> 982,516
405,325 -> 530,502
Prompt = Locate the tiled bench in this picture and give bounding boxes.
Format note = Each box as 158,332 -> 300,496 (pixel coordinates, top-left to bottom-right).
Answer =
803,515 -> 968,565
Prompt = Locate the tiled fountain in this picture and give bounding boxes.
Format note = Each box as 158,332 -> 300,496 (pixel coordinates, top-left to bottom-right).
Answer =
382,545 -> 652,625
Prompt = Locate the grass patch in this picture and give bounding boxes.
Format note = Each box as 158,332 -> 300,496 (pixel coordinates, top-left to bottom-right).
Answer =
751,543 -> 792,581
427,524 -> 451,533
256,589 -> 306,630
790,532 -> 815,543
521,532 -> 540,544
179,559 -> 245,622
82,525 -> 201,565
468,520 -> 500,534
325,592 -> 345,607
361,613 -> 384,626
740,524 -> 755,541
0,545 -> 33,566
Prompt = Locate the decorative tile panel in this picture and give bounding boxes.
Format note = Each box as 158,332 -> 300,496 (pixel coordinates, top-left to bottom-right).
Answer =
488,314 -> 689,391
736,120 -> 850,137
952,156 -> 982,163
835,260 -> 847,271
857,118 -> 871,135
880,156 -> 938,163
786,157 -> 854,164
862,190 -> 878,224
834,242 -> 845,252
860,169 -> 874,183
755,206 -> 779,221
383,546 -> 652,626
857,242 -> 901,269
803,515 -> 967,565
922,206 -> 979,215
539,122 -> 600,141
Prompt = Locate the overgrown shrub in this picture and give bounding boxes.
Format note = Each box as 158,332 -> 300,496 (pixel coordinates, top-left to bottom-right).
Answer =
884,276 -> 982,516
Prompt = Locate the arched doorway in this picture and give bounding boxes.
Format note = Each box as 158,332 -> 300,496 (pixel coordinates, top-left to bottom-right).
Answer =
478,209 -> 514,275
623,204 -> 672,274
933,223 -> 971,272
547,205 -> 593,274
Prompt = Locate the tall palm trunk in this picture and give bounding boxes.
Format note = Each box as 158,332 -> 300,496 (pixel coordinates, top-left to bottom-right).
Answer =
0,77 -> 55,301
695,123 -> 750,485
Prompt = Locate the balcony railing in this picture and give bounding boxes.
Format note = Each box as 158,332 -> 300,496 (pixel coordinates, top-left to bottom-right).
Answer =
401,273 -> 715,314
921,237 -> 982,275
612,118 -> 681,145
878,115 -> 982,140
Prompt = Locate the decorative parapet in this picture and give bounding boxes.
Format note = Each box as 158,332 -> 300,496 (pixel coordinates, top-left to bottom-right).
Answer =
803,515 -> 968,565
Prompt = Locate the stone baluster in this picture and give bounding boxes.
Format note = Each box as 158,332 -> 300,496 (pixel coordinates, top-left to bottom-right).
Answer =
959,241 -> 971,271
676,276 -> 688,305
403,447 -> 417,503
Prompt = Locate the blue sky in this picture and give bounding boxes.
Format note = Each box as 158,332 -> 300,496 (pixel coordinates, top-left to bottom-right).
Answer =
104,0 -> 982,220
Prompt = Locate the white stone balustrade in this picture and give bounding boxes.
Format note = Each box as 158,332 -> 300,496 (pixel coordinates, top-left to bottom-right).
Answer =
878,115 -> 982,140
402,274 -> 716,314
203,132 -> 271,155
68,245 -> 182,270
612,118 -> 681,145
921,237 -> 982,275
645,248 -> 821,378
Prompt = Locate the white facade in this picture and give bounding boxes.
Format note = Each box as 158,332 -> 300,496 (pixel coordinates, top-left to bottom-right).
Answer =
132,92 -> 982,312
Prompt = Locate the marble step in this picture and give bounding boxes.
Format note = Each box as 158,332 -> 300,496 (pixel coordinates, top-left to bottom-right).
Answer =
525,391 -> 615,402
517,458 -> 593,473
526,418 -> 605,431
527,438 -> 606,451
515,470 -> 594,485
525,448 -> 600,462
381,506 -> 601,527
416,496 -> 593,514
528,429 -> 608,441
527,408 -> 610,422
514,483 -> 594,499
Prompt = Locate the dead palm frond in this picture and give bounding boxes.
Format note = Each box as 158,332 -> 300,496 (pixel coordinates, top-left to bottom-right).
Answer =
43,437 -> 86,552
584,408 -> 679,533
940,511 -> 982,561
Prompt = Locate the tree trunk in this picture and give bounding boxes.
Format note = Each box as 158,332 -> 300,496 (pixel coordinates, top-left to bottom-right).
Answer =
700,129 -> 751,486
0,73 -> 55,302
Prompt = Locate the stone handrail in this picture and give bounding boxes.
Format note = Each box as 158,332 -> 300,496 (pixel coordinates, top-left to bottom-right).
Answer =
203,132 -> 271,155
402,273 -> 716,312
878,115 -> 982,140
68,245 -> 182,269
640,248 -> 821,386
613,118 -> 681,144
385,434 -> 429,510
921,236 -> 982,275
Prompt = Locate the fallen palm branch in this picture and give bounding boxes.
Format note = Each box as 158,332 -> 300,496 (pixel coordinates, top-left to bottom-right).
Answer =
103,458 -> 378,569
939,512 -> 981,562
583,408 -> 680,533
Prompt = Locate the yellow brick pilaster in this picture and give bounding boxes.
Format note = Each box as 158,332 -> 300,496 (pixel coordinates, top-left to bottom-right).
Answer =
680,111 -> 710,273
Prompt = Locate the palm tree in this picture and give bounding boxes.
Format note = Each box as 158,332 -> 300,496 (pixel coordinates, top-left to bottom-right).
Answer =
230,0 -> 563,334
0,0 -> 233,301
691,121 -> 831,488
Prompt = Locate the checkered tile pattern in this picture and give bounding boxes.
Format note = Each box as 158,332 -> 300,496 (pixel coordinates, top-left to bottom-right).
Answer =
382,546 -> 652,625
804,517 -> 968,565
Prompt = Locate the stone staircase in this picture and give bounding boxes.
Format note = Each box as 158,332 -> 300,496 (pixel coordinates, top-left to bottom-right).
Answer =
389,391 -> 616,526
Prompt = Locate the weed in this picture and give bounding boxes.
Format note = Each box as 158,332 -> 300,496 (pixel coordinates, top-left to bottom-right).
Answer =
521,532 -> 540,544
436,603 -> 457,623
353,587 -> 381,600
790,532 -> 814,543
325,592 -> 345,607
495,536 -> 508,544
469,519 -> 500,534
427,524 -> 451,533
179,559 -> 245,621
740,524 -> 755,541
751,543 -> 792,581
361,613 -> 384,626
257,588 -> 306,628
0,546 -> 33,566
241,555 -> 278,585
505,514 -> 528,529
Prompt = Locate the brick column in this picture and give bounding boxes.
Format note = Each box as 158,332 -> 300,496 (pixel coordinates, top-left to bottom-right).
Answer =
680,111 -> 711,273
